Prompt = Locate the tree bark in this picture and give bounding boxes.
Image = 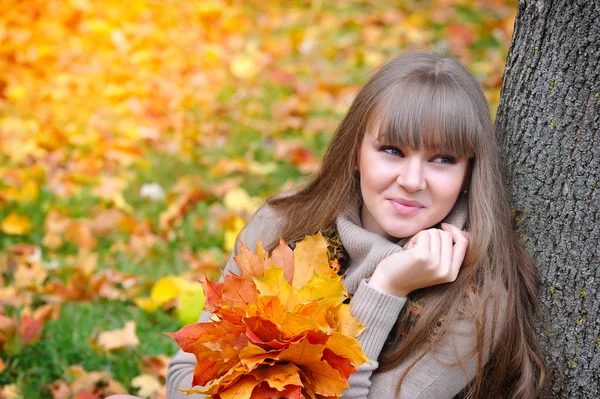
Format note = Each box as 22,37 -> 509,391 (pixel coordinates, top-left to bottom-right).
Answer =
495,0 -> 600,397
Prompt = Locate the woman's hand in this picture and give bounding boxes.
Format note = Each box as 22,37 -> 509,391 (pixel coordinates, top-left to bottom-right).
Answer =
368,223 -> 469,298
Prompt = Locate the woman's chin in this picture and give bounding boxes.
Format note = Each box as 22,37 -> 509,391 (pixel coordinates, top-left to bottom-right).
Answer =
382,226 -> 418,242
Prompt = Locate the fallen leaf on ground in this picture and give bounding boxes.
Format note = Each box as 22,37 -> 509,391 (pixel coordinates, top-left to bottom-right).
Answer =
1,212 -> 32,235
0,384 -> 21,399
94,321 -> 140,351
49,380 -> 71,399
132,374 -> 163,398
140,354 -> 171,380
70,369 -> 127,397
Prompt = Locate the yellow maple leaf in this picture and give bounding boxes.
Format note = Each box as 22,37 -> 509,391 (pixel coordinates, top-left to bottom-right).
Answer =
279,310 -> 321,337
151,277 -> 182,306
296,273 -> 345,308
176,280 -> 206,325
1,212 -> 32,235
332,304 -> 366,339
253,267 -> 292,306
135,276 -> 205,324
301,359 -> 349,396
325,332 -> 370,366
135,277 -> 179,312
292,233 -> 331,290
278,336 -> 324,366
255,240 -> 268,261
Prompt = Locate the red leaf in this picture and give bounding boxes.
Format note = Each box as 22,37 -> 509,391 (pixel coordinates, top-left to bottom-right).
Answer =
166,319 -> 245,352
251,382 -> 304,399
250,383 -> 283,399
304,330 -> 329,345
200,276 -> 222,312
190,344 -> 241,387
191,358 -> 220,387
245,317 -> 288,349
19,317 -> 44,345
322,348 -> 355,380
222,273 -> 257,307
279,385 -> 304,399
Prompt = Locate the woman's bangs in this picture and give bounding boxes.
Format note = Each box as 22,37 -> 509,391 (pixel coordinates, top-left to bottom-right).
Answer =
370,77 -> 480,158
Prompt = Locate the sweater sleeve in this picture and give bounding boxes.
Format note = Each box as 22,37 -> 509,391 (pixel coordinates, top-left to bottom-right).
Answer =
365,296 -> 505,399
165,205 -> 281,399
341,280 -> 407,398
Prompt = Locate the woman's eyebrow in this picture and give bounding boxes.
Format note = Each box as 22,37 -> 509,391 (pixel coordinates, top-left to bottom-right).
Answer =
372,134 -> 389,143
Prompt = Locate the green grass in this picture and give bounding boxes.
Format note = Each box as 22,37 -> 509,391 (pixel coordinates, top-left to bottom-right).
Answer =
0,301 -> 181,398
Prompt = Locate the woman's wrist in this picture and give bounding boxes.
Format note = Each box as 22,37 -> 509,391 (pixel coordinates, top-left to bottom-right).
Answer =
368,273 -> 409,298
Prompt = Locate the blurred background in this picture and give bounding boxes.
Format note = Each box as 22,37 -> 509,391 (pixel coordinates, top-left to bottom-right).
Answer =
0,0 -> 516,397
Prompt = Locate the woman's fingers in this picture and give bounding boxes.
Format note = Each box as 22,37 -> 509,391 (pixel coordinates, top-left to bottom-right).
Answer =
390,225 -> 469,294
441,223 -> 469,275
439,229 -> 453,277
428,229 -> 441,265
412,229 -> 431,252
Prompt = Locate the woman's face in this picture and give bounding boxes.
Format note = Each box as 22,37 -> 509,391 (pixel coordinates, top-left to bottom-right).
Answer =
358,131 -> 470,240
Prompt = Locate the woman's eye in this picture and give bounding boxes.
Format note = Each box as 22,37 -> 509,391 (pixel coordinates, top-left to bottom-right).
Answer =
380,146 -> 403,156
433,155 -> 456,164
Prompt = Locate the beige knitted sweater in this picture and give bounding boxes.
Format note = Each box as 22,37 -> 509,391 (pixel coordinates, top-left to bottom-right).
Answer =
166,196 -> 486,398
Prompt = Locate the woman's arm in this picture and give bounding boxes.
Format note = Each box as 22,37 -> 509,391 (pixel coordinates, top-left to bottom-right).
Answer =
342,281 -> 407,398
366,296 -> 505,399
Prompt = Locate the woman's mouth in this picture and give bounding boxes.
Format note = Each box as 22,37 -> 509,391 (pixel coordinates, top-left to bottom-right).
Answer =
388,199 -> 424,216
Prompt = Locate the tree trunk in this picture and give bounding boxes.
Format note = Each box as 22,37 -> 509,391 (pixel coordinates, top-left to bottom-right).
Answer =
495,0 -> 600,397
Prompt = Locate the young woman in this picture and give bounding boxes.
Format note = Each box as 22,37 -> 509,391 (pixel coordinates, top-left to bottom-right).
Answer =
151,50 -> 546,398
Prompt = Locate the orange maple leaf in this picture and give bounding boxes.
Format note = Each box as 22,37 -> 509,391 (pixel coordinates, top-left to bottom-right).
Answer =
234,242 -> 267,279
271,238 -> 294,283
222,274 -> 258,307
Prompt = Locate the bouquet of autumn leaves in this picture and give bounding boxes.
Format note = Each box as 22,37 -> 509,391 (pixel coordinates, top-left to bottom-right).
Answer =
167,234 -> 369,398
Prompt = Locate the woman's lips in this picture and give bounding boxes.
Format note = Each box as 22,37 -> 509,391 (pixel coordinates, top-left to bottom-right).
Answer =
388,199 -> 423,216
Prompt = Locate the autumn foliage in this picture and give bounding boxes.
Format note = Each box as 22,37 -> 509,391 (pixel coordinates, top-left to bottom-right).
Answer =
168,234 -> 368,398
0,0 -> 517,396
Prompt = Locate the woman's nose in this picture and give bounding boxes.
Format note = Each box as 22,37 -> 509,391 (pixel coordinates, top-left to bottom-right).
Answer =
396,158 -> 426,192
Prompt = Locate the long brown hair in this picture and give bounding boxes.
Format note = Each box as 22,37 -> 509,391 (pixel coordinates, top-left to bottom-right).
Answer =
265,51 -> 545,398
